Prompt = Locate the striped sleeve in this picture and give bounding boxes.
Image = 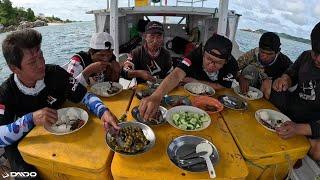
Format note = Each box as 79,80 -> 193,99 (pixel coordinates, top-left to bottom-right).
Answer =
81,92 -> 108,118
0,113 -> 34,147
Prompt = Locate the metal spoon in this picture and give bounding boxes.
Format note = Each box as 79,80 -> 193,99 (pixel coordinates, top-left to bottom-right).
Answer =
196,143 -> 216,179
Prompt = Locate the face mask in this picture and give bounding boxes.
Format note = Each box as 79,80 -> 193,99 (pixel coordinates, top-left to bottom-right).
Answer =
204,68 -> 219,81
14,74 -> 46,96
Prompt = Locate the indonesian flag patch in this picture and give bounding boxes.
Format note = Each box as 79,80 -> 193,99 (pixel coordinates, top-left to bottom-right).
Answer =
181,58 -> 192,67
0,104 -> 5,115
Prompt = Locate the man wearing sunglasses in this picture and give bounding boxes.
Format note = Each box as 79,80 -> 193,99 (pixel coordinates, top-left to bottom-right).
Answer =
67,32 -> 121,86
138,34 -> 239,120
237,32 -> 292,99
271,22 -> 320,161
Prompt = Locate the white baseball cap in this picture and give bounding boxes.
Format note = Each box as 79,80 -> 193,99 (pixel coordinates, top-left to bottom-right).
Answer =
89,32 -> 114,50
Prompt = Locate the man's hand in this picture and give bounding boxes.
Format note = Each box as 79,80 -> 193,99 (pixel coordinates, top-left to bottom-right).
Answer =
261,79 -> 272,99
101,110 -> 120,131
83,61 -> 109,78
32,108 -> 58,126
139,94 -> 162,120
238,75 -> 249,94
273,75 -> 291,92
276,121 -> 299,139
138,70 -> 156,82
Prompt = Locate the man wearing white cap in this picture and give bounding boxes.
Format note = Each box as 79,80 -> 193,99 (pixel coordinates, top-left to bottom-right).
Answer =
67,32 -> 121,86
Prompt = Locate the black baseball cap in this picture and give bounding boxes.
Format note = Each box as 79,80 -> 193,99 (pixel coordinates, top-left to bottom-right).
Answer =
145,21 -> 164,34
259,32 -> 281,53
204,34 -> 232,60
311,21 -> 320,54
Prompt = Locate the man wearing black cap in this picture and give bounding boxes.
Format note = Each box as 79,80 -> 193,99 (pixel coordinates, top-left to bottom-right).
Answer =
122,21 -> 172,83
138,34 -> 239,120
271,22 -> 320,160
237,32 -> 292,99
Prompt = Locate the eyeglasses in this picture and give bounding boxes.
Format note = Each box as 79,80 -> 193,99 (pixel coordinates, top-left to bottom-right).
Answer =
204,52 -> 225,66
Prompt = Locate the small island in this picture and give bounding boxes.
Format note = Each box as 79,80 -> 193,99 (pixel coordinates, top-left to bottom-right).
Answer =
240,28 -> 311,44
0,0 -> 73,33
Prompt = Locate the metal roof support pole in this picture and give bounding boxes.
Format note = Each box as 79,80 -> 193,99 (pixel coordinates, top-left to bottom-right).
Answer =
217,0 -> 229,37
110,0 -> 119,61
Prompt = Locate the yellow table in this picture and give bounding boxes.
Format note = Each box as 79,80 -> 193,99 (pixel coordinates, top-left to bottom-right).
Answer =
217,88 -> 310,180
111,86 -> 248,179
18,90 -> 134,180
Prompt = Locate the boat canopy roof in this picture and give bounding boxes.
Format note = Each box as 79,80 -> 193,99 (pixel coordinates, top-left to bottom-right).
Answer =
87,6 -> 240,18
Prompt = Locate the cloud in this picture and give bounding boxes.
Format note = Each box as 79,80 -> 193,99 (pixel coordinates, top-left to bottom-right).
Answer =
281,13 -> 308,26
263,17 -> 281,25
8,0 -> 318,39
268,0 -> 305,14
242,11 -> 258,21
314,3 -> 320,17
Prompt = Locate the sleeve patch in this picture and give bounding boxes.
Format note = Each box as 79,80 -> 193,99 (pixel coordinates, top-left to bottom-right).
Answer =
0,104 -> 5,115
182,58 -> 192,67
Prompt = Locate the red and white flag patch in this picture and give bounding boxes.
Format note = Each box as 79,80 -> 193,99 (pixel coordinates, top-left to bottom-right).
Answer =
0,104 -> 5,115
181,58 -> 192,67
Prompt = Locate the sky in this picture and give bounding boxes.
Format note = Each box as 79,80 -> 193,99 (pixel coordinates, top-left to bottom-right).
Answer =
10,0 -> 320,39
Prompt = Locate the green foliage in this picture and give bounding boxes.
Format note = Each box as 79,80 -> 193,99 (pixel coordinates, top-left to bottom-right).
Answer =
45,15 -> 63,22
0,0 -> 36,26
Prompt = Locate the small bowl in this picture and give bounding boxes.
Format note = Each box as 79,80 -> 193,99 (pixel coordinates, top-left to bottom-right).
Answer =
167,135 -> 219,172
162,95 -> 192,108
184,82 -> 215,96
131,106 -> 167,125
44,107 -> 88,136
106,121 -> 156,155
192,96 -> 224,114
166,106 -> 211,131
135,88 -> 156,100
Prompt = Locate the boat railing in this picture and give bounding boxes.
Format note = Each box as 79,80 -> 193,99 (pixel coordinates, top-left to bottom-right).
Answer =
105,0 -> 208,9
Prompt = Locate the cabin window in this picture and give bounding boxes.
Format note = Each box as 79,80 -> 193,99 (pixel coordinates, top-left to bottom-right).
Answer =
144,16 -> 186,25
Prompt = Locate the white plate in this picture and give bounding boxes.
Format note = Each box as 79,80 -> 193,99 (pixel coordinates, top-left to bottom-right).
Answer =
90,82 -> 123,97
184,82 -> 215,96
233,86 -> 263,100
255,109 -> 291,132
44,107 -> 88,135
166,105 -> 211,131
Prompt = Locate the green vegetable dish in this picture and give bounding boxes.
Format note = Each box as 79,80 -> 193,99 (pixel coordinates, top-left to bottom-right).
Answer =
172,111 -> 210,130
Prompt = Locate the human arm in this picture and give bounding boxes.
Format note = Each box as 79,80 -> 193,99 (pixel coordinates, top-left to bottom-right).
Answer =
276,121 -> 312,139
59,65 -> 119,130
237,49 -> 258,93
139,67 -> 186,120
272,74 -> 292,92
81,92 -> 119,130
0,108 -> 57,147
273,51 -> 305,92
237,48 -> 257,70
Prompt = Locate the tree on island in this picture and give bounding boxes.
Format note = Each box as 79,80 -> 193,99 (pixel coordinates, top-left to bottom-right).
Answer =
0,0 -> 36,26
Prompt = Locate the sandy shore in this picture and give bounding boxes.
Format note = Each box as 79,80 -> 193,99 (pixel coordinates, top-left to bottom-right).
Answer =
48,22 -> 65,26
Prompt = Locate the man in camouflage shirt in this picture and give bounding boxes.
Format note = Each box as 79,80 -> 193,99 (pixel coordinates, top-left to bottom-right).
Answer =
237,32 -> 292,99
